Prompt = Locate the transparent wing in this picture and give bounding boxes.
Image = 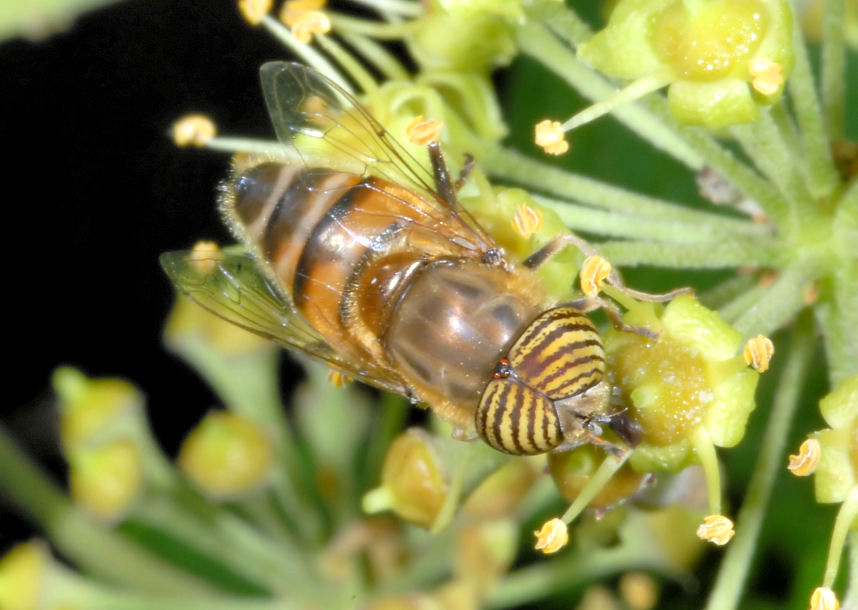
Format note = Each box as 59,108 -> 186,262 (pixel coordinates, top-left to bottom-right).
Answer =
160,246 -> 409,396
259,61 -> 496,250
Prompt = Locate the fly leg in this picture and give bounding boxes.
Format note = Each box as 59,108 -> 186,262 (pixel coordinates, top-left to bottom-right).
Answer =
524,233 -> 691,338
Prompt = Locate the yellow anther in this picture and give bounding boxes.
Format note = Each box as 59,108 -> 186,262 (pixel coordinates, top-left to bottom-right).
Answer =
511,203 -> 543,239
405,115 -> 444,146
749,55 -> 784,96
327,370 -> 352,387
291,10 -> 331,43
533,517 -> 568,554
696,514 -> 735,546
580,255 -> 612,297
743,334 -> 774,373
534,119 -> 569,156
171,114 -> 217,147
787,438 -> 821,477
189,241 -> 223,275
280,0 -> 326,26
810,587 -> 840,610
238,0 -> 272,26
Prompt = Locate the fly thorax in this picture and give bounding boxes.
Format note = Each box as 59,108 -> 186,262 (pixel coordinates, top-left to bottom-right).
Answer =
384,261 -> 543,406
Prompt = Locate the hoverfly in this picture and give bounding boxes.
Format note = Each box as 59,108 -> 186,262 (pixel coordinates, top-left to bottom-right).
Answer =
162,62 -> 643,456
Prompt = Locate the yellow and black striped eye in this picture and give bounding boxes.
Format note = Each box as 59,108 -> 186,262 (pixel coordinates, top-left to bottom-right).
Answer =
476,378 -> 563,455
475,307 -> 606,455
507,306 -> 605,399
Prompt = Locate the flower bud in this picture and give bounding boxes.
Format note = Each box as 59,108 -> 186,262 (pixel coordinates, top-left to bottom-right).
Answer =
605,294 -> 759,473
362,429 -> 448,528
548,445 -> 648,509
579,0 -> 794,128
408,11 -> 515,73
68,439 -> 144,522
0,541 -> 48,610
164,286 -> 272,357
53,366 -> 144,451
177,411 -> 274,500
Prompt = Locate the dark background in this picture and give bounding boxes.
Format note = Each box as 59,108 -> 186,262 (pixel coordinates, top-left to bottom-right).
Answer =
0,0 -> 299,549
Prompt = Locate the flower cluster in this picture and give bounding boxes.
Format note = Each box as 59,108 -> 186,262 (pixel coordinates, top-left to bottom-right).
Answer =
1,0 -> 856,608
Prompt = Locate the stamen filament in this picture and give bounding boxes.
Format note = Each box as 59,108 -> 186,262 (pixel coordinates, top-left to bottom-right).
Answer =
560,74 -> 673,133
328,12 -> 418,39
823,486 -> 858,588
559,451 -> 632,525
260,15 -> 349,92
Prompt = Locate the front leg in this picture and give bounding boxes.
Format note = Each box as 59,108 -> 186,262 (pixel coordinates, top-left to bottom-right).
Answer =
525,233 -> 692,302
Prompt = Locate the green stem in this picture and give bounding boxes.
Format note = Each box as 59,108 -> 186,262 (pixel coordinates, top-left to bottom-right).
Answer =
718,283 -> 768,326
815,265 -> 858,386
328,12 -> 418,39
821,0 -> 846,139
480,146 -> 769,240
704,313 -> 814,610
560,451 -> 631,523
533,194 -> 770,245
129,495 -> 308,594
785,0 -> 840,199
640,95 -> 794,223
823,486 -> 858,587
844,531 -> 858,609
374,528 -> 457,596
346,0 -> 421,18
261,15 -> 348,92
203,137 -> 291,157
168,341 -> 322,541
770,100 -> 803,162
731,264 -> 815,336
485,534 -> 678,609
314,33 -> 379,95
50,565 -> 297,610
700,273 -> 759,311
525,0 -> 593,47
514,21 -> 705,169
692,429 -> 723,516
0,425 -> 215,594
598,239 -> 779,269
338,32 -> 410,82
728,111 -> 805,234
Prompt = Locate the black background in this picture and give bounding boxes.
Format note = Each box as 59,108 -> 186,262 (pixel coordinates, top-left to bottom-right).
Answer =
0,0 -> 300,548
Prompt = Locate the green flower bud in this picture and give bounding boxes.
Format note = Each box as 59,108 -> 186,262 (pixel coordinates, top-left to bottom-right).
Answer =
68,439 -> 144,522
605,294 -> 759,472
53,367 -> 144,452
177,411 -> 274,500
548,445 -> 648,509
363,428 -> 449,528
463,187 -> 577,298
0,541 -> 48,610
579,0 -> 794,128
164,287 -> 272,357
408,9 -> 516,73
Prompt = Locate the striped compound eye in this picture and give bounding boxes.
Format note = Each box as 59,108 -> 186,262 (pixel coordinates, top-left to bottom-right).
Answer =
475,307 -> 606,455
